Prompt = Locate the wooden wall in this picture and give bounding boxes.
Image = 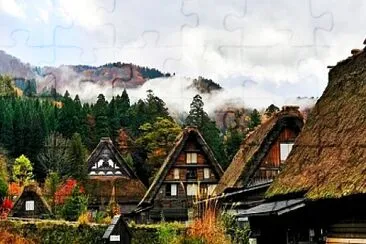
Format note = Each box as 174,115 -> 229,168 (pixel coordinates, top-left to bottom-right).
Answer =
252,127 -> 299,184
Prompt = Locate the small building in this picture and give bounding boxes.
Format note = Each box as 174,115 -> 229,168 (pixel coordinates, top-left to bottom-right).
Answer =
135,127 -> 224,223
9,184 -> 52,219
203,106 -> 303,213
85,137 -> 147,215
102,215 -> 132,244
241,45 -> 366,243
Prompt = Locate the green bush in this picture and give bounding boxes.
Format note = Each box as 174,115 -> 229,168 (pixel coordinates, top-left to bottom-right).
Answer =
0,220 -> 106,244
0,177 -> 7,200
61,186 -> 88,221
221,212 -> 250,244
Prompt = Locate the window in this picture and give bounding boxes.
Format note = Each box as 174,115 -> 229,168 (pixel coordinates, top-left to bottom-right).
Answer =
280,143 -> 294,162
186,153 -> 197,164
203,168 -> 210,179
25,201 -> 34,211
186,169 -> 197,180
187,184 -> 198,196
166,184 -> 177,196
174,168 -> 180,179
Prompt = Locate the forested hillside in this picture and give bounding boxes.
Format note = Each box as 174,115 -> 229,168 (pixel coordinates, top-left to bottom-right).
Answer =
0,74 -> 267,187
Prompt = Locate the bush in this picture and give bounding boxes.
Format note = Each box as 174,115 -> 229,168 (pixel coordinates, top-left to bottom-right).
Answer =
221,212 -> 250,244
61,186 -> 88,221
0,220 -> 106,244
0,177 -> 7,200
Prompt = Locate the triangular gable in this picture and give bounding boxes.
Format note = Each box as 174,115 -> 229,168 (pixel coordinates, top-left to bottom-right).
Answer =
87,137 -> 136,178
137,127 -> 224,207
214,106 -> 304,195
9,185 -> 52,218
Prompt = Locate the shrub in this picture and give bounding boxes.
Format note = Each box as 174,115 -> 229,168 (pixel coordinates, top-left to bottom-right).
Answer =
158,222 -> 179,244
0,177 -> 7,200
8,182 -> 21,197
55,178 -> 83,205
0,197 -> 13,219
61,186 -> 88,221
0,230 -> 34,244
221,212 -> 250,244
78,212 -> 91,225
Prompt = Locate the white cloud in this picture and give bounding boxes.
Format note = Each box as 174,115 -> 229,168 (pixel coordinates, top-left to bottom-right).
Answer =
0,0 -> 26,18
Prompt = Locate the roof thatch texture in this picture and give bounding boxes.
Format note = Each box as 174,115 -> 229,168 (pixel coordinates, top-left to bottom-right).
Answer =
86,138 -> 147,205
267,49 -> 366,200
9,184 -> 52,218
137,127 -> 224,207
85,176 -> 146,204
214,107 -> 303,195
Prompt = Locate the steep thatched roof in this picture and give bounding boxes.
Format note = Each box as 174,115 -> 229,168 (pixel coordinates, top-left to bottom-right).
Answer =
137,127 -> 224,207
9,184 -> 52,218
87,137 -> 136,177
267,48 -> 366,200
86,138 -> 146,204
214,107 -> 304,195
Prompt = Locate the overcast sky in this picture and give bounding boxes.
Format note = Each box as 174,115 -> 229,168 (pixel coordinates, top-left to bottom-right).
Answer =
0,0 -> 365,109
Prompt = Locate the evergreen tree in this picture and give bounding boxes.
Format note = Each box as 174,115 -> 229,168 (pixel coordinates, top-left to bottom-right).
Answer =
264,104 -> 280,118
67,133 -> 88,181
185,94 -> 208,128
248,109 -> 261,130
0,108 -> 14,153
108,97 -> 120,142
93,94 -> 109,140
185,95 -> 227,168
224,128 -> 245,163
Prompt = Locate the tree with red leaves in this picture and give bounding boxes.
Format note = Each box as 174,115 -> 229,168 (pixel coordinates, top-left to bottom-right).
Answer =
54,179 -> 84,205
0,197 -> 13,219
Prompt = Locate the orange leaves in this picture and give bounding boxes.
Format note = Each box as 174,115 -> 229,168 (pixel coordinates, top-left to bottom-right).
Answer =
54,179 -> 84,205
8,182 -> 21,197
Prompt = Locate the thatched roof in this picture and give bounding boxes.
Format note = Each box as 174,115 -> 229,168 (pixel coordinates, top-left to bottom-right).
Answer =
85,176 -> 146,204
137,127 -> 224,207
267,48 -> 366,200
214,107 -> 304,195
87,137 -> 136,177
86,138 -> 146,205
9,184 -> 52,218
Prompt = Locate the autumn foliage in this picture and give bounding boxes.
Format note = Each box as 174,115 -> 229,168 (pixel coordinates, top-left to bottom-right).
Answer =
188,207 -> 230,244
0,230 -> 34,244
54,179 -> 84,205
0,197 -> 13,219
8,182 -> 21,197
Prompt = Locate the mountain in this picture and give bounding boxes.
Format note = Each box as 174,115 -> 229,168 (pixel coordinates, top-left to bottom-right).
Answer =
0,50 -> 221,95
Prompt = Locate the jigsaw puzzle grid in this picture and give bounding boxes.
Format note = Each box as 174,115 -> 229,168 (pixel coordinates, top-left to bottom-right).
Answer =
0,0 -> 342,130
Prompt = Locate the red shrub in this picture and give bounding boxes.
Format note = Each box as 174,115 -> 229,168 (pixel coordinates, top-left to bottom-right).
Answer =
54,179 -> 84,205
0,197 -> 13,219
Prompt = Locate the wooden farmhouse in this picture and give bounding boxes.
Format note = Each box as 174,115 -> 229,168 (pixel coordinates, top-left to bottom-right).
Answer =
84,137 -> 146,215
239,46 -> 366,244
9,184 -> 52,219
204,106 -> 303,213
135,127 -> 224,222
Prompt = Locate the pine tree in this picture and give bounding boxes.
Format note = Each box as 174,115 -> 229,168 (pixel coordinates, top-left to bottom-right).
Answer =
67,133 -> 88,181
248,109 -> 261,130
224,128 -> 245,163
93,94 -> 109,140
185,95 -> 227,168
264,104 -> 280,118
185,94 -> 208,128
